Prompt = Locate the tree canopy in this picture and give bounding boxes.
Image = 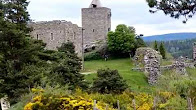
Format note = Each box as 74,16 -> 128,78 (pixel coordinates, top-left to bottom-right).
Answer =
107,24 -> 145,57
146,0 -> 196,23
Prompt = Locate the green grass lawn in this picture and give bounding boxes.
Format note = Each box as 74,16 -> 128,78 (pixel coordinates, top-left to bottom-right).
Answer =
83,58 -> 154,93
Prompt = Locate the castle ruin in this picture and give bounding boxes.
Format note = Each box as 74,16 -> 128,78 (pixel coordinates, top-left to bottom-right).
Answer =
29,20 -> 82,56
29,0 -> 111,56
82,0 -> 111,47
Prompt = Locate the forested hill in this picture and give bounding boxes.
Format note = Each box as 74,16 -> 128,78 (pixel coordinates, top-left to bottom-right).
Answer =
146,38 -> 196,58
143,33 -> 196,41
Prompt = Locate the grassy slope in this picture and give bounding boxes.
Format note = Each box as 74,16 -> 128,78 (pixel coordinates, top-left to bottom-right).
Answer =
83,58 -> 153,93
83,58 -> 196,93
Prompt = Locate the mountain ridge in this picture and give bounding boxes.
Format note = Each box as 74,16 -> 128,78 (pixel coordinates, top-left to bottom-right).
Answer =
143,32 -> 196,41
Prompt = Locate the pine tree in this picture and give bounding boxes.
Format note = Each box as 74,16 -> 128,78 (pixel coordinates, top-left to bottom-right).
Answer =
49,42 -> 88,90
159,42 -> 166,59
0,0 -> 45,103
154,40 -> 159,51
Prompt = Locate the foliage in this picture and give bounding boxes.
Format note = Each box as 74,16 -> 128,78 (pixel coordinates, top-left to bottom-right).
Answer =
155,69 -> 196,109
153,40 -> 158,51
156,91 -> 187,110
49,42 -> 88,90
146,38 -> 196,58
135,36 -> 146,48
107,24 -> 145,57
171,79 -> 196,103
58,41 -> 75,54
92,69 -> 128,94
23,88 -> 114,110
73,89 -> 186,110
159,42 -> 166,59
10,86 -> 70,110
84,51 -> 102,61
0,0 -> 47,104
146,0 -> 196,23
0,0 -> 87,104
18,81 -> 195,110
22,88 -> 155,110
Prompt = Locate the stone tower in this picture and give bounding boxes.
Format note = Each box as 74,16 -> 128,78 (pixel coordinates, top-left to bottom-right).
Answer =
82,0 -> 111,48
193,42 -> 196,60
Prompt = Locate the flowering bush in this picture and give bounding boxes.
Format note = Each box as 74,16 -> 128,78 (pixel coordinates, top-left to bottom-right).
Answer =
23,88 -> 188,110
24,88 -> 114,110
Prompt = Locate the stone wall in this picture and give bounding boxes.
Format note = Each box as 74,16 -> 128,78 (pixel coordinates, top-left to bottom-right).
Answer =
134,47 -> 162,67
144,52 -> 161,85
132,47 -> 196,85
133,47 -> 161,85
29,20 -> 82,56
82,7 -> 111,48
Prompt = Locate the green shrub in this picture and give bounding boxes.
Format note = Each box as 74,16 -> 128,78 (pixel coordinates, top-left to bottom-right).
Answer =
84,52 -> 102,61
92,69 -> 128,94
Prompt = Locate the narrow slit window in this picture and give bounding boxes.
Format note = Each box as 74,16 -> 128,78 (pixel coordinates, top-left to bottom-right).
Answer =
51,33 -> 54,40
93,29 -> 95,32
74,32 -> 76,39
37,34 -> 39,40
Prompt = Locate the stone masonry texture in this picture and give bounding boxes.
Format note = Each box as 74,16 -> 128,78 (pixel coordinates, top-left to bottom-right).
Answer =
29,20 -> 82,56
82,7 -> 111,48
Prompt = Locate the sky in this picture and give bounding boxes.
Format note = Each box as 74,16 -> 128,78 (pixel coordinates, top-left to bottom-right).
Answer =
27,0 -> 196,36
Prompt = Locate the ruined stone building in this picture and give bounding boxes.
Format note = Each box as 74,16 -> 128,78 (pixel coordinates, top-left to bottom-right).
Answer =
29,21 -> 82,56
29,0 -> 111,56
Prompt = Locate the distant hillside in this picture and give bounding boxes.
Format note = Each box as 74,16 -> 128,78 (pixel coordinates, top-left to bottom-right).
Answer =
143,33 -> 196,41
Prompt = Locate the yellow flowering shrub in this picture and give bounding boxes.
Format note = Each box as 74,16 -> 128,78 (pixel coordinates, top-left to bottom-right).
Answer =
157,91 -> 177,109
24,88 -> 181,110
159,92 -> 174,99
134,93 -> 153,110
24,103 -> 34,110
24,88 -> 115,110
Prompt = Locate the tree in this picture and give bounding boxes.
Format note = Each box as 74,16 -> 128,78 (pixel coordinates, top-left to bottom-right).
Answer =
58,42 -> 75,54
92,69 -> 128,94
135,36 -> 146,48
50,42 -> 88,90
0,0 -> 46,103
154,40 -> 159,51
107,24 -> 136,57
146,0 -> 196,23
159,42 -> 166,59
